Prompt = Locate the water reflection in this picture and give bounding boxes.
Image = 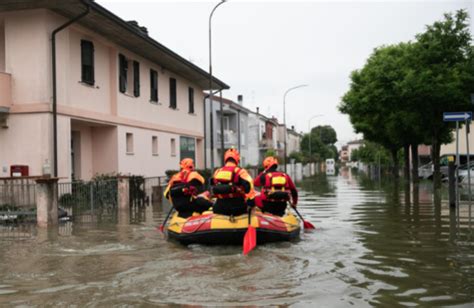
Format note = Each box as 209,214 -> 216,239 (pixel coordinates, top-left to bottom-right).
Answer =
0,170 -> 473,306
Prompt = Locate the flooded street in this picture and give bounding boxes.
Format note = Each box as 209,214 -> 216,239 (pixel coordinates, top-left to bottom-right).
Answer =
1,169 -> 473,307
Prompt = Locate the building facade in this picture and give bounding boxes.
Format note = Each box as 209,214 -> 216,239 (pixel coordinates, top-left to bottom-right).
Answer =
205,95 -> 249,168
0,1 -> 227,180
247,110 -> 279,166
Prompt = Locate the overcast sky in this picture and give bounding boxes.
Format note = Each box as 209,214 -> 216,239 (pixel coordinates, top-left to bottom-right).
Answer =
98,0 -> 473,146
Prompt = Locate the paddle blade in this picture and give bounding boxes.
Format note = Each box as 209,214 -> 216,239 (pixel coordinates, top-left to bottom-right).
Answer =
159,224 -> 164,233
243,226 -> 257,255
303,220 -> 316,230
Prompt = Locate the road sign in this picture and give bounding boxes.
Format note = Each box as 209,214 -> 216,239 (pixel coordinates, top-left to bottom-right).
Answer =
443,112 -> 472,122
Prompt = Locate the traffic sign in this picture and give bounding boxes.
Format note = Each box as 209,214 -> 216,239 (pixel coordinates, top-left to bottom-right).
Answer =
443,112 -> 472,122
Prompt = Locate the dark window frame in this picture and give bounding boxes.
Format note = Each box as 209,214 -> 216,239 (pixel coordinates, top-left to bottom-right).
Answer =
188,87 -> 194,114
150,69 -> 158,103
119,54 -> 128,93
133,61 -> 140,97
169,77 -> 177,109
81,40 -> 94,85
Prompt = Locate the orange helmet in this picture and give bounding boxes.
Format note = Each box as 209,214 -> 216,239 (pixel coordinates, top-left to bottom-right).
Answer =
180,158 -> 194,171
263,156 -> 278,169
224,148 -> 240,164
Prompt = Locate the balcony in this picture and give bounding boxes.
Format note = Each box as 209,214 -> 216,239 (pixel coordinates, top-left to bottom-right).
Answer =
217,130 -> 238,148
0,72 -> 11,128
259,138 -> 274,149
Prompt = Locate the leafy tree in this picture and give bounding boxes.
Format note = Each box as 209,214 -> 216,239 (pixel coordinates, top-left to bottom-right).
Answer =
403,10 -> 474,188
340,44 -> 412,178
301,125 -> 338,161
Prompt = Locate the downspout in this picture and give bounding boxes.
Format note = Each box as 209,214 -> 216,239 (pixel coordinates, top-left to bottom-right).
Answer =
52,2 -> 90,177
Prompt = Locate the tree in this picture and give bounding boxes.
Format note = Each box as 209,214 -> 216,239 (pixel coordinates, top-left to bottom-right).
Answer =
301,125 -> 338,161
340,44 -> 414,178
403,10 -> 474,189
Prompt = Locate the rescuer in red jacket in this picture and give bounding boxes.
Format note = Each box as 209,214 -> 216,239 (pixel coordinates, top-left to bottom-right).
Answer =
254,156 -> 298,216
164,158 -> 210,218
211,148 -> 255,216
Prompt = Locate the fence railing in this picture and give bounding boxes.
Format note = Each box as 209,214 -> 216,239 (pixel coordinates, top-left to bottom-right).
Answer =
0,178 -> 37,208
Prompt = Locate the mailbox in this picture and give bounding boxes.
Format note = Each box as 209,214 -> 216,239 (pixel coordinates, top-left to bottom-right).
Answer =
10,165 -> 29,177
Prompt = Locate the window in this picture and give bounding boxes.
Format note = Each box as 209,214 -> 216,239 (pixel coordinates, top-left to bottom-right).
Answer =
81,40 -> 94,85
188,87 -> 194,113
150,69 -> 158,102
223,116 -> 230,130
126,133 -> 134,154
119,54 -> 128,93
119,54 -> 139,97
170,138 -> 176,156
169,78 -> 177,109
133,61 -> 140,97
152,136 -> 158,155
180,137 -> 195,161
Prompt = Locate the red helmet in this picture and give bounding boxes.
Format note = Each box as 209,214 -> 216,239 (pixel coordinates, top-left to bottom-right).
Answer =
263,156 -> 278,169
180,158 -> 194,171
224,148 -> 240,164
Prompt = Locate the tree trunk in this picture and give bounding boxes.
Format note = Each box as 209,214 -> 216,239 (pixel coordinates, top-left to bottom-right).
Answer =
432,135 -> 441,190
391,148 -> 400,179
403,144 -> 410,182
411,144 -> 419,183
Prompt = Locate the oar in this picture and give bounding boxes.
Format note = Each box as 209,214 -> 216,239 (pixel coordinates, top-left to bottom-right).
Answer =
243,206 -> 256,255
292,206 -> 315,230
159,205 -> 174,233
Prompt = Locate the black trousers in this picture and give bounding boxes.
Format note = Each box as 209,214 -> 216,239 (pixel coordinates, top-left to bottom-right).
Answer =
173,196 -> 212,218
261,201 -> 287,216
213,197 -> 247,216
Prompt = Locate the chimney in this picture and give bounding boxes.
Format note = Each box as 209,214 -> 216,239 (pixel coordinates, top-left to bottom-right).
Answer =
256,107 -> 259,114
237,95 -> 243,105
291,125 -> 295,130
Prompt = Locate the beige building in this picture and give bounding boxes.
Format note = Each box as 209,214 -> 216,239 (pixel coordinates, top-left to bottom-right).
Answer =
0,1 -> 227,180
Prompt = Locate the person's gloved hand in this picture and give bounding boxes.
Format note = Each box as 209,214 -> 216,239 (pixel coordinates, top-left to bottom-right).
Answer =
291,202 -> 297,208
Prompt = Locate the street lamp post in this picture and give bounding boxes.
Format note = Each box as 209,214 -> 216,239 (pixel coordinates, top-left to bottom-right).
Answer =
308,114 -> 323,162
283,84 -> 308,172
209,0 -> 227,170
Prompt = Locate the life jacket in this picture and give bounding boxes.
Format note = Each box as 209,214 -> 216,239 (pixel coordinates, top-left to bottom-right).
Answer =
212,165 -> 245,199
168,170 -> 198,199
262,172 -> 290,202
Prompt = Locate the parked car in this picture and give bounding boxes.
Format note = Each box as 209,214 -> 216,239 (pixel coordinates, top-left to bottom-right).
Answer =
418,154 -> 474,180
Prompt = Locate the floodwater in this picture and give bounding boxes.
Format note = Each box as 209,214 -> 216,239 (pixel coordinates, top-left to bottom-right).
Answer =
0,168 -> 473,306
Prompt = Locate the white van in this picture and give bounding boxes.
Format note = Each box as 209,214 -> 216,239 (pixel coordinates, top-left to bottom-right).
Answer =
326,159 -> 336,175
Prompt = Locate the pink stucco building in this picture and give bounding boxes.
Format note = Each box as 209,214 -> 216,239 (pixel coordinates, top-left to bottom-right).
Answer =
0,1 -> 228,180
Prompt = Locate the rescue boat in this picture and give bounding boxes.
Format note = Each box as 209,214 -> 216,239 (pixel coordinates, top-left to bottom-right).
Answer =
166,210 -> 301,245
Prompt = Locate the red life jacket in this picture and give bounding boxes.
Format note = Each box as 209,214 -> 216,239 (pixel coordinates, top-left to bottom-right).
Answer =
262,172 -> 291,202
169,171 -> 197,198
212,165 -> 244,199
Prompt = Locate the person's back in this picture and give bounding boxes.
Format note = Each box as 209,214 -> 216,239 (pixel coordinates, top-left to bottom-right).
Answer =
254,157 -> 298,216
211,149 -> 254,216
164,158 -> 208,218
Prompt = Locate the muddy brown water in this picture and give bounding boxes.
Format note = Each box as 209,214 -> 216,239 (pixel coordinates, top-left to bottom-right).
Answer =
0,169 -> 473,306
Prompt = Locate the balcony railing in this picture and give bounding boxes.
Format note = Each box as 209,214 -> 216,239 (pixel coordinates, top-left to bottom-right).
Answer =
259,138 -> 274,149
217,130 -> 238,148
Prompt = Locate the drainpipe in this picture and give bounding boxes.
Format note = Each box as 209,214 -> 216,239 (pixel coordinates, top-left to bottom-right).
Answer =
51,2 -> 90,177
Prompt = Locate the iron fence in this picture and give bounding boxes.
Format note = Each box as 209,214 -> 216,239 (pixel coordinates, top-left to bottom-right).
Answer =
0,178 -> 36,208
58,179 -> 118,223
142,176 -> 168,205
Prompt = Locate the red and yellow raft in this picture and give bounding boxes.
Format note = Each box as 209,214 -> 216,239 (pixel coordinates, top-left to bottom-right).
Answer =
167,210 -> 301,245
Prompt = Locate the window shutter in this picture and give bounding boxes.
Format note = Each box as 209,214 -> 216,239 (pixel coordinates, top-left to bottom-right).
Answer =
188,87 -> 194,113
81,40 -> 94,85
133,61 -> 140,97
150,69 -> 158,102
170,78 -> 177,109
119,54 -> 127,93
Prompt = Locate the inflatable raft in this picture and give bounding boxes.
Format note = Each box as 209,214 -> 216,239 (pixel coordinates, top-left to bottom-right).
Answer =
167,210 -> 301,245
